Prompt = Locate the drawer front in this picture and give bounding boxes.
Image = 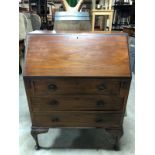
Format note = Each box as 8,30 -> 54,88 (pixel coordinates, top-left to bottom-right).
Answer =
31,95 -> 124,111
32,111 -> 122,127
32,78 -> 121,96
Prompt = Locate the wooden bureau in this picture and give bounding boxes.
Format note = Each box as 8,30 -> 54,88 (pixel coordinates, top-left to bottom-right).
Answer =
23,31 -> 131,150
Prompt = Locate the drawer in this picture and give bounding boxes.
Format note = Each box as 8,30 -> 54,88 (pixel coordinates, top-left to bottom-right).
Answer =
32,111 -> 122,127
31,95 -> 124,112
32,78 -> 121,96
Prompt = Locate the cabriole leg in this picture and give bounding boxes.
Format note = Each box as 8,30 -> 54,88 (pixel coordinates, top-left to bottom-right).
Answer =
105,127 -> 123,151
31,127 -> 49,150
113,136 -> 120,151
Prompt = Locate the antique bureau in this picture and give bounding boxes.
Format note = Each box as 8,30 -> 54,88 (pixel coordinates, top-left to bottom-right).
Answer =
23,31 -> 131,150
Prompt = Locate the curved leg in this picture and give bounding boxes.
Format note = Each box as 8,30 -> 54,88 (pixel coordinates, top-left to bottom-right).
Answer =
31,127 -> 49,150
113,136 -> 120,151
105,126 -> 123,151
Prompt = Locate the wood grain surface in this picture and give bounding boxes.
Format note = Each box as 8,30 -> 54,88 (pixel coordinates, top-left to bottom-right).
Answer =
30,95 -> 124,112
32,111 -> 122,127
31,78 -> 122,96
23,31 -> 131,77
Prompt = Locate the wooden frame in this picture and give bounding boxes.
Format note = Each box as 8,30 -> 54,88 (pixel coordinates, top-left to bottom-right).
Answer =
91,10 -> 114,31
91,0 -> 114,31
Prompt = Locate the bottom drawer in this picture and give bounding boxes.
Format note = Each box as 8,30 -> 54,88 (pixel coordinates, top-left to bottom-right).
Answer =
32,111 -> 122,128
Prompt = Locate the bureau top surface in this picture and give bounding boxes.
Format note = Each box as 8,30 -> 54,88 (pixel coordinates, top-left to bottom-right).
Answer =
23,31 -> 131,77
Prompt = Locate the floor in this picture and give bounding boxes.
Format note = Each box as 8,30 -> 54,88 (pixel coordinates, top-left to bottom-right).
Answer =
19,73 -> 135,155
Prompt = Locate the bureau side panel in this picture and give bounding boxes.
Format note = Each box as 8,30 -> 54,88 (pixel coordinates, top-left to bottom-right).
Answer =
23,78 -> 34,121
119,78 -> 132,124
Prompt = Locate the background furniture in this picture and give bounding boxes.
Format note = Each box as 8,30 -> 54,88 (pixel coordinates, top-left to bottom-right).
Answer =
19,12 -> 41,74
23,31 -> 131,150
29,0 -> 55,30
123,26 -> 135,36
91,0 -> 114,31
54,12 -> 91,31
112,0 -> 135,30
62,0 -> 83,11
66,0 -> 78,7
19,40 -> 24,74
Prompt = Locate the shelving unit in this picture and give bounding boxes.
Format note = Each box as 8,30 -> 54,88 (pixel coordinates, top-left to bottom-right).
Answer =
112,0 -> 135,30
28,0 -> 55,30
91,0 -> 114,31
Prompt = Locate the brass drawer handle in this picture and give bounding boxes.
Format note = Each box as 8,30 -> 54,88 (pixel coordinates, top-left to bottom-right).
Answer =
96,100 -> 105,107
49,100 -> 59,106
51,117 -> 59,122
48,84 -> 57,91
97,84 -> 106,91
96,118 -> 103,123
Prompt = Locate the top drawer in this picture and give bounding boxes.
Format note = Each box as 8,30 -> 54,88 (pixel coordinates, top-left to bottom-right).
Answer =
31,78 -> 121,96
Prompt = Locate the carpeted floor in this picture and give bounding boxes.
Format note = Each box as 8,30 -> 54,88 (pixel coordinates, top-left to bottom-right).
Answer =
19,73 -> 135,155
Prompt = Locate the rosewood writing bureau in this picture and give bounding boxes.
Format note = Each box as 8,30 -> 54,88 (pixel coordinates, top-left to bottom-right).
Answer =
23,31 -> 131,150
